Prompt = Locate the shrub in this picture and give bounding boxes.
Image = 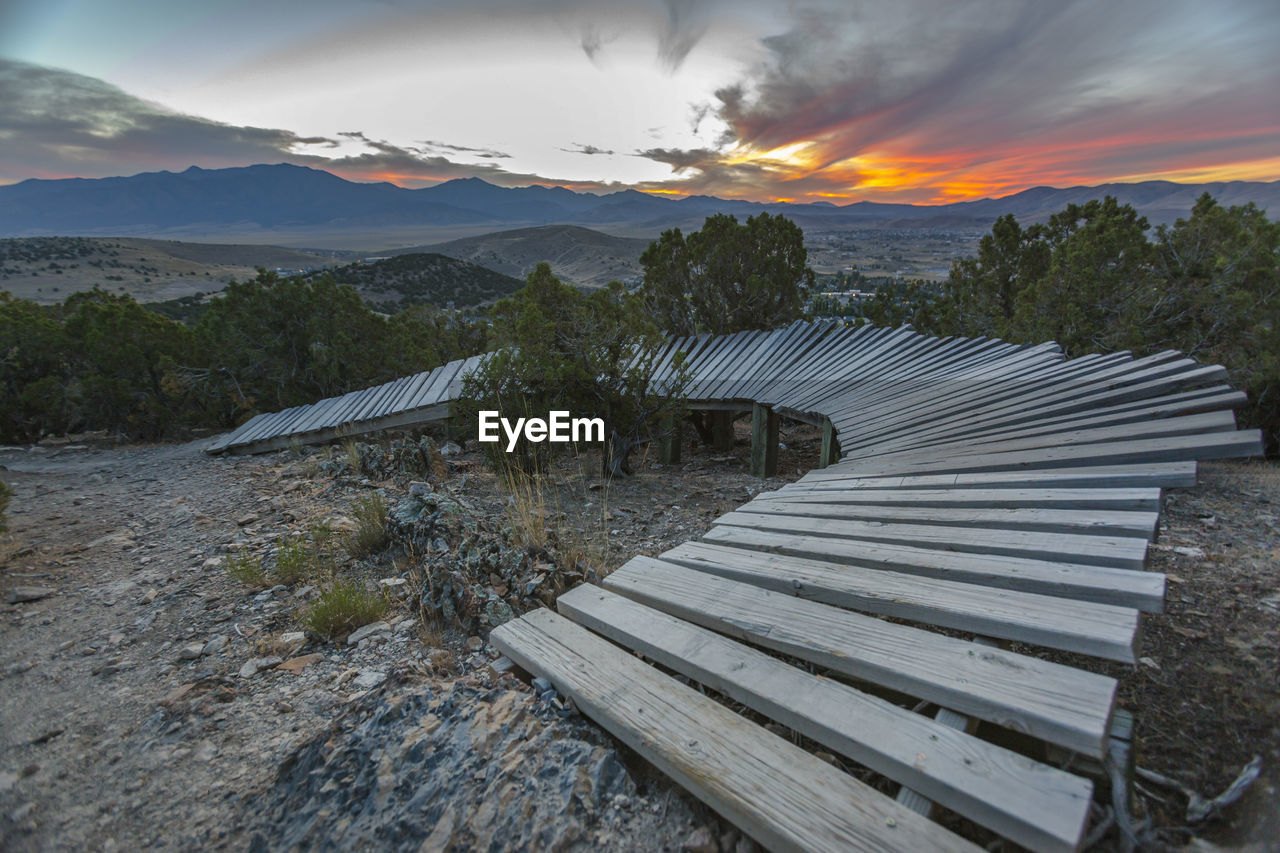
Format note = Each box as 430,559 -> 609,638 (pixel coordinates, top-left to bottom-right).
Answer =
303,580 -> 388,640
225,550 -> 268,587
346,493 -> 389,557
272,536 -> 311,585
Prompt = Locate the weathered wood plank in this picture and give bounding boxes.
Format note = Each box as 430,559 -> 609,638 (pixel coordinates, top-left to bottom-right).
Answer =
661,541 -> 1143,661
603,557 -> 1119,756
735,499 -> 1160,540
490,608 -> 981,853
756,486 -> 1163,512
558,585 -> 1092,853
712,510 -> 1150,569
701,524 -> 1166,612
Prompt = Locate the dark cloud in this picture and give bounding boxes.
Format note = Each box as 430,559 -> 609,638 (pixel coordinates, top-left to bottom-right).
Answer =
419,139 -> 512,160
656,0 -> 709,72
0,59 -> 330,182
560,143 -> 615,156
0,59 -> 585,190
642,0 -> 1280,199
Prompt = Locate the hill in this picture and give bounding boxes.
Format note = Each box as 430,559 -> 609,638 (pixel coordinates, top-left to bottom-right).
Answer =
0,236 -> 340,304
2,164 -> 1277,246
316,252 -> 523,312
399,225 -> 652,288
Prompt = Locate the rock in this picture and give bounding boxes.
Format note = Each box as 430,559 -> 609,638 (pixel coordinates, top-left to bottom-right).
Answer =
0,771 -> 17,793
7,586 -> 53,604
178,642 -> 206,661
201,556 -> 223,571
346,621 -> 391,645
439,440 -> 463,457
239,656 -> 282,678
279,631 -> 307,656
1174,546 -> 1206,559
467,636 -> 484,651
682,826 -> 717,853
278,653 -> 324,674
352,670 -> 386,690
236,513 -> 260,526
9,801 -> 35,823
202,635 -> 228,655
160,683 -> 195,708
408,481 -> 432,496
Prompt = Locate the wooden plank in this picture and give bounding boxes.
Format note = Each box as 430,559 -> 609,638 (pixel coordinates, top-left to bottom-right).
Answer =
897,708 -> 978,816
490,608 -> 981,853
660,541 -> 1142,661
756,486 -> 1164,512
558,585 -> 1092,853
712,510 -> 1150,569
603,557 -> 1118,756
735,499 -> 1160,540
820,418 -> 839,468
785,462 -> 1197,491
813,430 -> 1262,478
701,525 -> 1166,613
225,402 -> 451,455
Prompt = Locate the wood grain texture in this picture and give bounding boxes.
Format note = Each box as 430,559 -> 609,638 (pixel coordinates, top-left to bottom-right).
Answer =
603,557 -> 1118,757
491,607 -> 982,853
557,584 -> 1092,853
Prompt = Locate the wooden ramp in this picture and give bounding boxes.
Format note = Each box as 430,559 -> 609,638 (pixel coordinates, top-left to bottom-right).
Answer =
207,321 -> 1263,850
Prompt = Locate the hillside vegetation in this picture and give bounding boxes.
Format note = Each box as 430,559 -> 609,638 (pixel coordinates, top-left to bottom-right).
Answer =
316,252 -> 523,312
406,224 -> 652,288
0,236 -> 339,304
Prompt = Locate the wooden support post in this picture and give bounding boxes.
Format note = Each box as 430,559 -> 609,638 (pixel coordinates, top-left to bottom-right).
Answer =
446,400 -> 464,442
751,403 -> 780,478
658,410 -> 682,464
711,411 -> 735,452
819,418 -> 840,468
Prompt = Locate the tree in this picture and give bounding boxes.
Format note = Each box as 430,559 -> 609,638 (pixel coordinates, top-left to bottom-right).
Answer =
461,263 -> 687,477
1010,197 -> 1152,356
61,289 -> 195,439
0,292 -> 72,442
640,212 -> 815,335
1138,194 -> 1280,448
940,214 -> 1050,338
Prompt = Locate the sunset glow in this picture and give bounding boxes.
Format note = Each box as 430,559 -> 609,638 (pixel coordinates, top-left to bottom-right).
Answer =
0,0 -> 1275,204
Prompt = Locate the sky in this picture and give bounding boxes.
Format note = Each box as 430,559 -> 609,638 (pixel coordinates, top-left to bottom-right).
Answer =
1,0 -> 1277,204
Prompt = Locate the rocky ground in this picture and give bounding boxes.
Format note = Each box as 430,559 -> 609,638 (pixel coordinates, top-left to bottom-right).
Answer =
0,423 -> 1276,851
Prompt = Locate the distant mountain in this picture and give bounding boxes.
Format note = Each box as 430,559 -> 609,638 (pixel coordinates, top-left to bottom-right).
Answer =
1,163 -> 1276,242
317,252 -> 523,312
399,224 -> 652,287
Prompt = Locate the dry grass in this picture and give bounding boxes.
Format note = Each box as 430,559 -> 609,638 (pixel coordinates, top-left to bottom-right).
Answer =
345,493 -> 389,557
302,579 -> 389,640
224,549 -> 268,587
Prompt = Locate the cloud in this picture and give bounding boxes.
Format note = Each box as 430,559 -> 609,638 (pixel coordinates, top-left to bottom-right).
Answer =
656,0 -> 709,72
0,58 -> 329,182
561,143 -> 616,156
639,0 -> 1280,200
0,59 -> 597,191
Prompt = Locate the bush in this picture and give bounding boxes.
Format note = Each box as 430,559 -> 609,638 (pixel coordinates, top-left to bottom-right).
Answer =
225,550 -> 267,587
271,536 -> 312,585
346,494 -> 389,557
303,580 -> 388,640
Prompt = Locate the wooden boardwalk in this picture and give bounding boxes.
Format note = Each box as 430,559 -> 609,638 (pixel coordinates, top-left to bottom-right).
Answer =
205,321 -> 1262,851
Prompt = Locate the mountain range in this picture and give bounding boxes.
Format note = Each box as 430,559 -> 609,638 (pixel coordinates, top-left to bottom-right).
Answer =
2,163 -> 1277,243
